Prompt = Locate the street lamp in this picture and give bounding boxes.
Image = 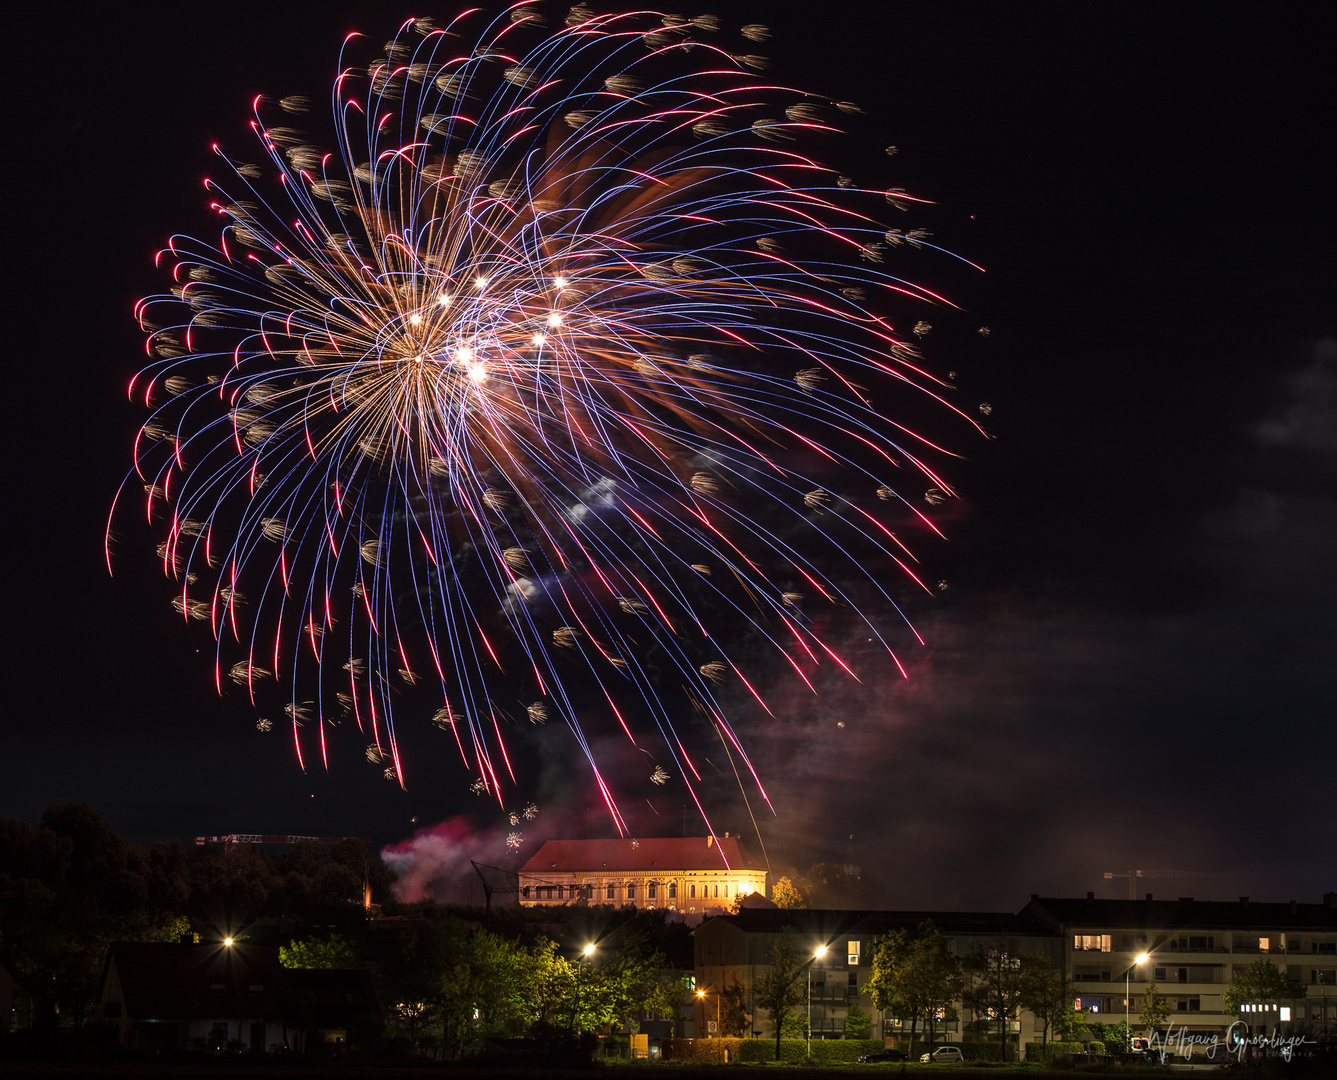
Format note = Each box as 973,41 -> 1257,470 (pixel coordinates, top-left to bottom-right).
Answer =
575,943 -> 595,1036
1124,952 -> 1149,1046
807,945 -> 828,1053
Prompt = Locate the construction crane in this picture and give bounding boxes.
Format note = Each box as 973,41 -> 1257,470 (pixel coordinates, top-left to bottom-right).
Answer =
1104,869 -> 1232,901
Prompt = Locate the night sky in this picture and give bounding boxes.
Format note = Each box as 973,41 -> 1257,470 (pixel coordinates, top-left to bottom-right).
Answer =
8,2 -> 1334,911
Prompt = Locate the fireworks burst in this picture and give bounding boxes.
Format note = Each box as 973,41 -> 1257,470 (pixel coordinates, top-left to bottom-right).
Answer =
113,5 -> 984,833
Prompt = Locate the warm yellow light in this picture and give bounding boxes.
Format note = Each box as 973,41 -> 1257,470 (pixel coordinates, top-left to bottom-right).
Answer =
553,277 -> 567,289
697,989 -> 706,999
1136,952 -> 1149,964
583,943 -> 595,957
223,937 -> 233,947
409,313 -> 422,325
814,945 -> 827,959
475,276 -> 487,289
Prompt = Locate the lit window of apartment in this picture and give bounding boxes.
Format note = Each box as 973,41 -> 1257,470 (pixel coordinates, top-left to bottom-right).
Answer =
1075,935 -> 1111,952
848,940 -> 861,965
1259,937 -> 1270,952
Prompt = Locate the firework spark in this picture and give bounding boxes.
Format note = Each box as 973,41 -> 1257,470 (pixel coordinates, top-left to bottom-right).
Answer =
112,5 -> 983,832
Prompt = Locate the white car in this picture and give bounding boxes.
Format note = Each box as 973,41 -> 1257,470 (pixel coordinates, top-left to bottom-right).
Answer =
920,1046 -> 964,1063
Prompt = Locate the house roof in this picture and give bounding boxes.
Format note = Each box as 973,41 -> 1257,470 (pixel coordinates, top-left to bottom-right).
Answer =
520,836 -> 765,875
1022,896 -> 1337,933
103,942 -> 284,1021
100,942 -> 377,1023
696,907 -> 1053,941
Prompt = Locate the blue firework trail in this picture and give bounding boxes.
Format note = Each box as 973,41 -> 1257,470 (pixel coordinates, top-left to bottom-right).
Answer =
112,5 -> 985,835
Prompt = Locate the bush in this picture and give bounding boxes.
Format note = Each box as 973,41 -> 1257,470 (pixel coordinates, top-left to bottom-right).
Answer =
663,1038 -> 886,1064
1025,1041 -> 1088,1063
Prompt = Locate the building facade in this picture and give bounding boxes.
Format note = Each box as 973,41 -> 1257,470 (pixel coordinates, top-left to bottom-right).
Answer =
1022,893 -> 1337,1045
691,892 -> 1337,1054
518,836 -> 767,916
692,907 -> 1059,1043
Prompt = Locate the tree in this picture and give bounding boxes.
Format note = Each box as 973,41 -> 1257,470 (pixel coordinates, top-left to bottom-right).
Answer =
869,920 -> 962,1061
1089,1019 -> 1130,1054
1139,982 -> 1169,1035
844,1001 -> 872,1039
772,876 -> 808,909
280,933 -> 360,969
1222,959 -> 1306,1013
966,939 -> 1025,1061
1019,953 -> 1075,1046
753,926 -> 811,1060
718,979 -> 750,1037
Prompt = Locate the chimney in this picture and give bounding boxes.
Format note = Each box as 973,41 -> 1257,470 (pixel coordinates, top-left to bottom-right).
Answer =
1087,891 -> 1094,901
1146,893 -> 1153,901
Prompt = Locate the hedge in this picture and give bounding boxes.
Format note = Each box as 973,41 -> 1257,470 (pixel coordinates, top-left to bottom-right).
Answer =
1025,1041 -> 1087,1063
662,1038 -> 886,1064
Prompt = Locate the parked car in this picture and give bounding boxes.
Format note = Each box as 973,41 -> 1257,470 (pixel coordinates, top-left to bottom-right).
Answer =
858,1048 -> 909,1063
920,1046 -> 964,1063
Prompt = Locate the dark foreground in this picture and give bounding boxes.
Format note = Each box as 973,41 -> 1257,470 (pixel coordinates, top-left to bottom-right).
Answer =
0,1062 -> 1288,1080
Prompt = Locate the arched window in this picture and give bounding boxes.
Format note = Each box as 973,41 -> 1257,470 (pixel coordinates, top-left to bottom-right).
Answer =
713,884 -> 719,898
627,883 -> 637,899
522,886 -> 530,899
607,882 -> 615,899
648,882 -> 657,899
669,882 -> 677,899
724,884 -> 729,897
689,884 -> 696,898
556,885 -> 564,900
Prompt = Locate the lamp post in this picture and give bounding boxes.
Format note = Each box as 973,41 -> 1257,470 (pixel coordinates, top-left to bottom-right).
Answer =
807,945 -> 828,1053
576,943 -> 595,1036
697,987 -> 721,1056
1124,952 -> 1149,1047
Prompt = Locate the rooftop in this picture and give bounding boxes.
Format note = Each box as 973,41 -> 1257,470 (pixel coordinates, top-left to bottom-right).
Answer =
520,836 -> 765,875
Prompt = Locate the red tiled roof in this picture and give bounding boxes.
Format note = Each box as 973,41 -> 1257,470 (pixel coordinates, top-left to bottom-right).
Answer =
520,836 -> 764,874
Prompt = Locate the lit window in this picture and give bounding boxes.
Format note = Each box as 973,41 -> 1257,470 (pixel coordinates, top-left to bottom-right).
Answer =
849,940 -> 861,965
1259,938 -> 1270,952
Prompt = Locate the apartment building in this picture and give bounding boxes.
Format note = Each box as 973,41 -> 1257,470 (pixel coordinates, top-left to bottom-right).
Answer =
1021,893 -> 1337,1041
692,907 -> 1059,1042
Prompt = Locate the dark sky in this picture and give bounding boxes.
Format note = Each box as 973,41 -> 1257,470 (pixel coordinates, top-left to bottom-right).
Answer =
7,2 -> 1334,911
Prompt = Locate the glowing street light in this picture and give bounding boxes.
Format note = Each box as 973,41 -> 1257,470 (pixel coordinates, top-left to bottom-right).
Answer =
808,944 -> 828,1053
1125,951 -> 1150,1044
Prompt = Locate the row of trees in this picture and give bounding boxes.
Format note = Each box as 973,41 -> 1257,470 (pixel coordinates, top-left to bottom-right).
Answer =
359,915 -> 685,1058
1,805 -> 389,1033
